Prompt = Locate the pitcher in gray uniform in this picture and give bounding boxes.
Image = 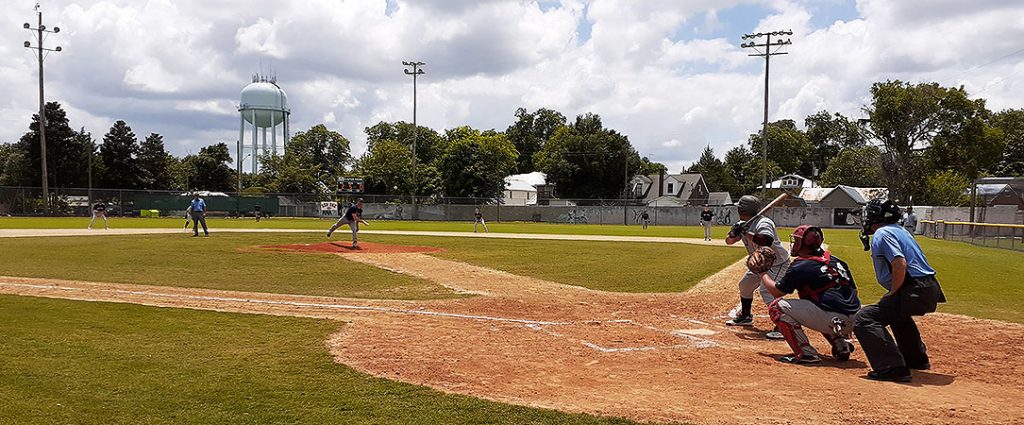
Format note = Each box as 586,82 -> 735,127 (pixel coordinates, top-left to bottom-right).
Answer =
724,195 -> 790,340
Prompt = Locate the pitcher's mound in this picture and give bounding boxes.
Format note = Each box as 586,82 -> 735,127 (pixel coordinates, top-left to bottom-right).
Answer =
259,242 -> 444,254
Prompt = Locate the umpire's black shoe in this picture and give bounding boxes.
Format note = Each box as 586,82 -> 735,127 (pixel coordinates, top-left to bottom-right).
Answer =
908,362 -> 931,370
867,367 -> 912,383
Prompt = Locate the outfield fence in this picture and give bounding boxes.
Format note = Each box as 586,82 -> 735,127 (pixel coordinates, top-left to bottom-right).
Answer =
2,186 -> 1022,230
920,220 -> 1024,252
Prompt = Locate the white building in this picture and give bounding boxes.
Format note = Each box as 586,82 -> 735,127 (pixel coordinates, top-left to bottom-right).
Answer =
503,172 -> 545,205
758,174 -> 819,190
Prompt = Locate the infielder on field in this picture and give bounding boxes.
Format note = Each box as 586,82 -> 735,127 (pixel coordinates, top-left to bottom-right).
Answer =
725,195 -> 790,340
327,198 -> 369,248
183,205 -> 193,231
88,202 -> 109,230
700,206 -> 714,241
759,225 -> 860,364
474,208 -> 488,233
855,199 -> 945,383
640,210 -> 651,229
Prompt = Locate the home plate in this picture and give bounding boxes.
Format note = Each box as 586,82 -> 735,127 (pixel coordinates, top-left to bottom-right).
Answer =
674,328 -> 717,336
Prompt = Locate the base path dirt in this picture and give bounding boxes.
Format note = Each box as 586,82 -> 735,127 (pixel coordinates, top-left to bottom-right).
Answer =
1,240 -> 1023,425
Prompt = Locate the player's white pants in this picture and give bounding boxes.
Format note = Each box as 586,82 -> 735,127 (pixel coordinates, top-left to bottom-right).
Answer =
474,218 -> 488,233
738,259 -> 789,305
770,298 -> 854,357
329,218 -> 359,243
88,212 -> 108,229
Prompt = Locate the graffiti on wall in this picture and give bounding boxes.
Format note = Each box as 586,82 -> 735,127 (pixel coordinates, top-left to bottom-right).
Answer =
558,208 -> 588,224
373,204 -> 405,220
713,207 -> 733,225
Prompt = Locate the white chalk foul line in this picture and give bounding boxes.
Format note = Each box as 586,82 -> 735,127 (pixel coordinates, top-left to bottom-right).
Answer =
0,282 -> 571,326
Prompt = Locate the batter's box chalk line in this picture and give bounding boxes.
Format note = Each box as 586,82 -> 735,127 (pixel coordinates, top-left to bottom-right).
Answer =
527,319 -> 721,352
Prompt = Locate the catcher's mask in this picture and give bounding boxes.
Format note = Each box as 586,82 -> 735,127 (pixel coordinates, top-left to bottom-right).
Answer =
790,225 -> 824,256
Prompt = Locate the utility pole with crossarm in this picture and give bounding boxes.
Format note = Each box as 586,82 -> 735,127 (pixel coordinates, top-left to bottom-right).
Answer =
741,30 -> 792,195
403,61 -> 425,220
24,3 -> 62,215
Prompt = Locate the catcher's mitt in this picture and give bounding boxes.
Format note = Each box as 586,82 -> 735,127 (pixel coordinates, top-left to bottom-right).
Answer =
746,246 -> 777,274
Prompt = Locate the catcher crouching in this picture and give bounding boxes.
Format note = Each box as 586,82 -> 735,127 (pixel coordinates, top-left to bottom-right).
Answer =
759,226 -> 861,364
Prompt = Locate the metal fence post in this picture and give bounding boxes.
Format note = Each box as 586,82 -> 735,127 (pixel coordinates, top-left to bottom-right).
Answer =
119,190 -> 124,217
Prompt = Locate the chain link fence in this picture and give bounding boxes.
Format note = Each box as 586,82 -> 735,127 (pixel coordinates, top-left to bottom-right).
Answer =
920,220 -> 1024,252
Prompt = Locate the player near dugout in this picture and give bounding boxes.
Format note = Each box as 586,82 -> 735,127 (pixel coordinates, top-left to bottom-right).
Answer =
724,195 -> 790,340
327,198 -> 369,248
758,225 -> 860,364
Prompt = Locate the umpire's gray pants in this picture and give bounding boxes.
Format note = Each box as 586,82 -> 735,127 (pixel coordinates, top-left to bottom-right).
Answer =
739,259 -> 789,305
192,213 -> 208,235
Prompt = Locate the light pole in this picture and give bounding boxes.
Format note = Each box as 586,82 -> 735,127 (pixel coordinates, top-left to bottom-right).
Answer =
741,30 -> 792,195
403,61 -> 424,220
24,4 -> 62,215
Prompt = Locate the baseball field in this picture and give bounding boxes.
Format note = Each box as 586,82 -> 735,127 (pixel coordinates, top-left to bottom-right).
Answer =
1,217 -> 1023,424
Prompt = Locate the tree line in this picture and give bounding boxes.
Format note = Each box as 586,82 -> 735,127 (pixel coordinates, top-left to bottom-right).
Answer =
2,79 -> 1021,205
689,80 -> 1023,206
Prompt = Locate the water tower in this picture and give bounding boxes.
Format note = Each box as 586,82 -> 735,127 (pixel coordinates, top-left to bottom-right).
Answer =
238,74 -> 290,174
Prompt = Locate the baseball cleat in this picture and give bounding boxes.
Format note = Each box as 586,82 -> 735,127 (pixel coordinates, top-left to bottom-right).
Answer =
867,367 -> 912,383
778,354 -> 821,364
725,314 -> 754,326
832,340 -> 855,361
907,362 -> 930,370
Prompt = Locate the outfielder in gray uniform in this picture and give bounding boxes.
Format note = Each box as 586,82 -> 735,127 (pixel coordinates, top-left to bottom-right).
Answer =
725,195 -> 791,340
760,225 -> 860,364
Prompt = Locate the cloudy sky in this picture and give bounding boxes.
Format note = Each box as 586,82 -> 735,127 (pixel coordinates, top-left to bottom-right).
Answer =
2,0 -> 1023,173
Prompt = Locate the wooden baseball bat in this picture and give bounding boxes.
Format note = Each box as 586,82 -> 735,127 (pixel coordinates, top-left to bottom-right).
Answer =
754,193 -> 789,218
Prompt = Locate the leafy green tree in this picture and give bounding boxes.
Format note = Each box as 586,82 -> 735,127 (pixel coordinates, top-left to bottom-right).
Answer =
353,139 -> 415,195
435,126 -> 518,200
819,146 -> 885,187
534,113 -> 641,199
99,120 -> 143,189
748,119 -> 813,176
723,145 -> 781,197
138,133 -> 175,190
255,152 -> 323,194
505,107 -> 566,173
364,121 -> 444,164
0,144 -> 30,186
180,143 -> 235,191
993,109 -> 1024,176
804,111 -> 866,175
928,94 -> 1003,180
862,80 -> 979,201
288,124 -> 351,188
922,170 -> 970,206
639,156 -> 667,175
14,101 -> 87,188
687,145 -> 734,192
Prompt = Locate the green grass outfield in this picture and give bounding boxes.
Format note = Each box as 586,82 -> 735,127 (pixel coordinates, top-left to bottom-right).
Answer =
0,233 -> 742,296
0,216 -> 733,239
0,295 -> 641,425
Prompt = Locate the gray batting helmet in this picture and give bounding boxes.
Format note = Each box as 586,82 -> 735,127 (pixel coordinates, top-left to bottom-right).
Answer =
737,195 -> 762,216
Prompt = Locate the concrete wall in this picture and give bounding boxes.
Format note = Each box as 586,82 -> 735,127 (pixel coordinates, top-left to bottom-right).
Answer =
308,203 -> 1023,228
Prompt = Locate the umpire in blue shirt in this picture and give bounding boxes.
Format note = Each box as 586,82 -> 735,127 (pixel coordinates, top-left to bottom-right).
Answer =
854,199 -> 945,382
190,192 -> 209,237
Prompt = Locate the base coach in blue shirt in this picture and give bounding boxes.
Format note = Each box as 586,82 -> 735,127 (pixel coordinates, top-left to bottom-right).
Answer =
854,199 -> 946,382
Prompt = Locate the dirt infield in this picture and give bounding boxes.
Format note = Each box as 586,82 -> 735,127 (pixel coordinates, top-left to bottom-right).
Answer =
2,240 -> 1024,424
258,241 -> 445,254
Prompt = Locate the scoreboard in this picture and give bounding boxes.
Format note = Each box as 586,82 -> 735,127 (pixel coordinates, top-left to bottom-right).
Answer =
338,177 -> 365,194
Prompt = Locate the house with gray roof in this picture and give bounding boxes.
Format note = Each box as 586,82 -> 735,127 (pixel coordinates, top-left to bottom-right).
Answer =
629,173 -> 710,206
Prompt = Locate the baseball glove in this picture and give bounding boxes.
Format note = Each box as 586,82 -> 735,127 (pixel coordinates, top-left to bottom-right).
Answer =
746,246 -> 777,274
